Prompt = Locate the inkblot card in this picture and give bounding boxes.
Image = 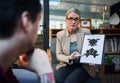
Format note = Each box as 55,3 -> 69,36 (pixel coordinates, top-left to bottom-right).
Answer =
80,34 -> 105,65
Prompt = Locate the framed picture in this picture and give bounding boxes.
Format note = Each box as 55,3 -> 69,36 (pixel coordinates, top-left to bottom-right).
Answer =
80,19 -> 92,29
80,34 -> 105,65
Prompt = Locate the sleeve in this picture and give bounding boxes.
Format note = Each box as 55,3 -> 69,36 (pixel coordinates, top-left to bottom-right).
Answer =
56,32 -> 71,64
38,73 -> 55,83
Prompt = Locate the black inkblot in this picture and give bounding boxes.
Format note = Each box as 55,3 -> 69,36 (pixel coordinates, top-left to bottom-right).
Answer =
88,38 -> 100,46
85,48 -> 99,58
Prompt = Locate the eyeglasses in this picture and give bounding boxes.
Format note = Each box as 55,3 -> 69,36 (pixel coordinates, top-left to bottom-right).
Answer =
66,17 -> 80,22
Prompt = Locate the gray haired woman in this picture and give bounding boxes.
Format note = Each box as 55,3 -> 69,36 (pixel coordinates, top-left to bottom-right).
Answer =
54,8 -> 101,83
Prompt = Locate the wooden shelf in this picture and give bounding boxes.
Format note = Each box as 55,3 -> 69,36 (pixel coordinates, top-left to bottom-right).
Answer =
91,28 -> 120,34
101,28 -> 120,34
90,29 -> 101,34
105,34 -> 120,37
50,28 -> 120,38
105,52 -> 120,55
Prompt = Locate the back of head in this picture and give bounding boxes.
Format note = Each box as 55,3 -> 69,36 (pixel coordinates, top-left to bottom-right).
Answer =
0,0 -> 42,38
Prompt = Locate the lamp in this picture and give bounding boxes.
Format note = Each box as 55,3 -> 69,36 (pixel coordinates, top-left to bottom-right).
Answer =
103,4 -> 108,12
102,4 -> 109,28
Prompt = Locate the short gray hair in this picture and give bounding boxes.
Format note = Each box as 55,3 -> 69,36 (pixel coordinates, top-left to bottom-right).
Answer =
66,8 -> 80,18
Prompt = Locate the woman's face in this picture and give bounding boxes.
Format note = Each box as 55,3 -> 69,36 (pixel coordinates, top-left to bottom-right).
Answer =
66,12 -> 80,33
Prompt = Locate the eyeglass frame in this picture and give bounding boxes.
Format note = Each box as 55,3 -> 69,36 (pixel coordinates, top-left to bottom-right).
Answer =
66,17 -> 80,22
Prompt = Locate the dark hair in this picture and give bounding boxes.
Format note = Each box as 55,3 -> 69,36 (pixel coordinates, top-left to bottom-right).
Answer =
66,8 -> 80,18
0,0 -> 42,38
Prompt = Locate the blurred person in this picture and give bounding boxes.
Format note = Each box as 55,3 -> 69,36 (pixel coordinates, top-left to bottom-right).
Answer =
0,0 -> 55,83
54,8 -> 100,83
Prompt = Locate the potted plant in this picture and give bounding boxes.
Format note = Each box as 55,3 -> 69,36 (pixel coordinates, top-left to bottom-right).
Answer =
104,56 -> 115,74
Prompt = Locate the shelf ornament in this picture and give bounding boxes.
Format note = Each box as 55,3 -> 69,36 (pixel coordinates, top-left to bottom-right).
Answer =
109,13 -> 120,29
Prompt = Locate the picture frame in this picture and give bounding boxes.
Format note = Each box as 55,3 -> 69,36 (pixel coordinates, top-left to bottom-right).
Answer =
80,19 -> 92,29
80,34 -> 105,65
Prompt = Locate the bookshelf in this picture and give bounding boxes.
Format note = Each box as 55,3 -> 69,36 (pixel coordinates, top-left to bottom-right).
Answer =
91,28 -> 120,55
35,35 -> 43,48
50,28 -> 63,39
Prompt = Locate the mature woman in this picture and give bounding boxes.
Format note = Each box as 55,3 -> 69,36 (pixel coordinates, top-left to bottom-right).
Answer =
54,8 -> 100,83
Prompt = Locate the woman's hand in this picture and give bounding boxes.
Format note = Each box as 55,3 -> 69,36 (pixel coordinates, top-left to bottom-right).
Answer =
69,51 -> 96,66
70,51 -> 84,60
70,51 -> 80,59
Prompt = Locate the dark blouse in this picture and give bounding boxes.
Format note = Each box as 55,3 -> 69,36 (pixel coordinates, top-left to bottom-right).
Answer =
70,41 -> 78,54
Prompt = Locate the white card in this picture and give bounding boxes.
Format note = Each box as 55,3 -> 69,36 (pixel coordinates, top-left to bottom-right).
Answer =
80,34 -> 105,65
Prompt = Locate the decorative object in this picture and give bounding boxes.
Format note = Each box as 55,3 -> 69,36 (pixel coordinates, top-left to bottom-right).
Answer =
105,56 -> 115,64
102,4 -> 109,28
104,56 -> 115,74
80,34 -> 105,65
80,19 -> 92,29
109,13 -> 120,29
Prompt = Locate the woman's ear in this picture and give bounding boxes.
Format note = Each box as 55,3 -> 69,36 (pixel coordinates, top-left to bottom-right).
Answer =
19,54 -> 28,66
21,11 -> 30,32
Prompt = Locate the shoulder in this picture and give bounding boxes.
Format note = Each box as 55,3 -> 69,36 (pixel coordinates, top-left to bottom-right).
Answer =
56,29 -> 66,38
80,27 -> 90,32
79,27 -> 91,34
